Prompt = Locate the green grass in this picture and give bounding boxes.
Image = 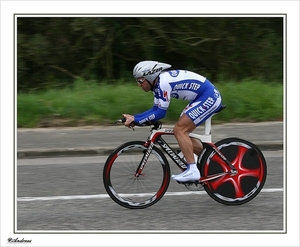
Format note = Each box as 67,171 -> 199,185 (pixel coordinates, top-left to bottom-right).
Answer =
17,79 -> 283,128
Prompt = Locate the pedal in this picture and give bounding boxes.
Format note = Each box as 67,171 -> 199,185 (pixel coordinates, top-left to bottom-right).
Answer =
177,180 -> 199,184
177,181 -> 203,191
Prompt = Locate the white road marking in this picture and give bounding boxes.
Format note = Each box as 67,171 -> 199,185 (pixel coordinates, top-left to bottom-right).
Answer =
17,188 -> 283,202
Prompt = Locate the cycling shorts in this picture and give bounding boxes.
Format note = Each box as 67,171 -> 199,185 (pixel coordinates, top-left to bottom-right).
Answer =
181,88 -> 222,126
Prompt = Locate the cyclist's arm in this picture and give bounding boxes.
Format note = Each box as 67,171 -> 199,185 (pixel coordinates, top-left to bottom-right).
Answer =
134,105 -> 158,119
134,105 -> 167,125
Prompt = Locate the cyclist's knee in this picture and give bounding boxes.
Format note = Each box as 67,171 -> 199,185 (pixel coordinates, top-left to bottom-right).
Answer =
174,116 -> 196,137
173,124 -> 185,137
173,123 -> 191,138
173,125 -> 180,137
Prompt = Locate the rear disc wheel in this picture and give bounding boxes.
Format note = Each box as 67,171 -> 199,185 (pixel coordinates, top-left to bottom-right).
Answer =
199,138 -> 267,205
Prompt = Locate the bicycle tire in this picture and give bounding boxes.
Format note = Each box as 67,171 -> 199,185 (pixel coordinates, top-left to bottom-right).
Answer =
198,138 -> 267,205
103,141 -> 170,209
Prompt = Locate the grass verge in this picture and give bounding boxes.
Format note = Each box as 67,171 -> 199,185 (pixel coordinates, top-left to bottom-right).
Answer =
17,79 -> 283,128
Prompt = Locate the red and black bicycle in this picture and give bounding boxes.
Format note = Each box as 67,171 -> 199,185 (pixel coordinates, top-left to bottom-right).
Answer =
103,106 -> 267,209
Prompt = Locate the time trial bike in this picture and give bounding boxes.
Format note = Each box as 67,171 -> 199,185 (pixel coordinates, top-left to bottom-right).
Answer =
102,105 -> 267,209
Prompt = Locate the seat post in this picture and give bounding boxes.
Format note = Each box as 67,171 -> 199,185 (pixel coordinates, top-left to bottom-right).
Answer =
189,117 -> 212,143
204,117 -> 212,142
190,105 -> 225,143
204,117 -> 212,135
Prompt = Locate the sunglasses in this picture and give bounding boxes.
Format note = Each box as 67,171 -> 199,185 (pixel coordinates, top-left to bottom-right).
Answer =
136,78 -> 146,84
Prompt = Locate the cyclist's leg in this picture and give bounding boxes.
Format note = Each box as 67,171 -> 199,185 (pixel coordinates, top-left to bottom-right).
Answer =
172,114 -> 201,182
177,105 -> 203,157
191,138 -> 203,155
173,114 -> 197,164
172,89 -> 222,182
179,88 -> 222,158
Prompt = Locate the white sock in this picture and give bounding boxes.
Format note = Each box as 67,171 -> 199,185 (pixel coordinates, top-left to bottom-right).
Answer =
188,163 -> 197,171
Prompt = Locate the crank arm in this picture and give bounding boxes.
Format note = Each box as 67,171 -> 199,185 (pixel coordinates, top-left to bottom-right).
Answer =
199,172 -> 232,183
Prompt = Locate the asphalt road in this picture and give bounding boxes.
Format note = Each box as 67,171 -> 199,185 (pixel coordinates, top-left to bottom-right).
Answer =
17,150 -> 284,232
14,122 -> 287,246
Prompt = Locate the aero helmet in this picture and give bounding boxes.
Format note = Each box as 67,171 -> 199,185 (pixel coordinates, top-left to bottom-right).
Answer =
133,61 -> 172,83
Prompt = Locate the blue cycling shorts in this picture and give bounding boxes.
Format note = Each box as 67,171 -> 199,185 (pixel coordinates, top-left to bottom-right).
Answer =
181,88 -> 222,126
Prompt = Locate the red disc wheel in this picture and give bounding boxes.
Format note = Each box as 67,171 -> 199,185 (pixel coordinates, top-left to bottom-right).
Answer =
198,138 -> 267,205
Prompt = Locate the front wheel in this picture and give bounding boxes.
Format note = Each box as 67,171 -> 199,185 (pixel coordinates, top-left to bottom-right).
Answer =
103,141 -> 170,209
198,138 -> 267,205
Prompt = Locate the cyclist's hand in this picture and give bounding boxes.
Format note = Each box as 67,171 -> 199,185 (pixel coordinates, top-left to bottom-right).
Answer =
122,114 -> 135,128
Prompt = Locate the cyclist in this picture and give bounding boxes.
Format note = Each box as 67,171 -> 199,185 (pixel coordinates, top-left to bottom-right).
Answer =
123,60 -> 222,182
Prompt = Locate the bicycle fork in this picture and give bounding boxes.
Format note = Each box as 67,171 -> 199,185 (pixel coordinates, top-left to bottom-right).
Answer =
134,141 -> 154,177
134,131 -> 178,177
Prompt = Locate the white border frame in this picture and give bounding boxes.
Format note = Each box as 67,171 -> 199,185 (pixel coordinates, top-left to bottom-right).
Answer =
1,1 -> 299,247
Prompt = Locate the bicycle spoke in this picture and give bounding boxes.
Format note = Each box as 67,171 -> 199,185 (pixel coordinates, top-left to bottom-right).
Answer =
103,141 -> 170,209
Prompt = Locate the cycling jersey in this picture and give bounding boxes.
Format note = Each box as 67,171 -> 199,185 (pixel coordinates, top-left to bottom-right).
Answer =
134,69 -> 222,126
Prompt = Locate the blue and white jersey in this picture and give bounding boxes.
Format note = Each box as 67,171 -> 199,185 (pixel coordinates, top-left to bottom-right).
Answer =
134,70 -> 220,125
154,70 -> 211,110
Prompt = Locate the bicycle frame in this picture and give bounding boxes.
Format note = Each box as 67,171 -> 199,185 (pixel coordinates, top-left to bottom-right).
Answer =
136,124 -> 237,183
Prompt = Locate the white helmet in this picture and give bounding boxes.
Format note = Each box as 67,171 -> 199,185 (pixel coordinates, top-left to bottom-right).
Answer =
133,61 -> 172,83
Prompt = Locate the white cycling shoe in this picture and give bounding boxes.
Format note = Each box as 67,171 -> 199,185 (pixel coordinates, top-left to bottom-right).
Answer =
172,167 -> 200,183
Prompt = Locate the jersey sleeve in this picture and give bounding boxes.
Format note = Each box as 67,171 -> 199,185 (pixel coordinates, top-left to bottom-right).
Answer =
134,105 -> 158,119
134,105 -> 167,124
